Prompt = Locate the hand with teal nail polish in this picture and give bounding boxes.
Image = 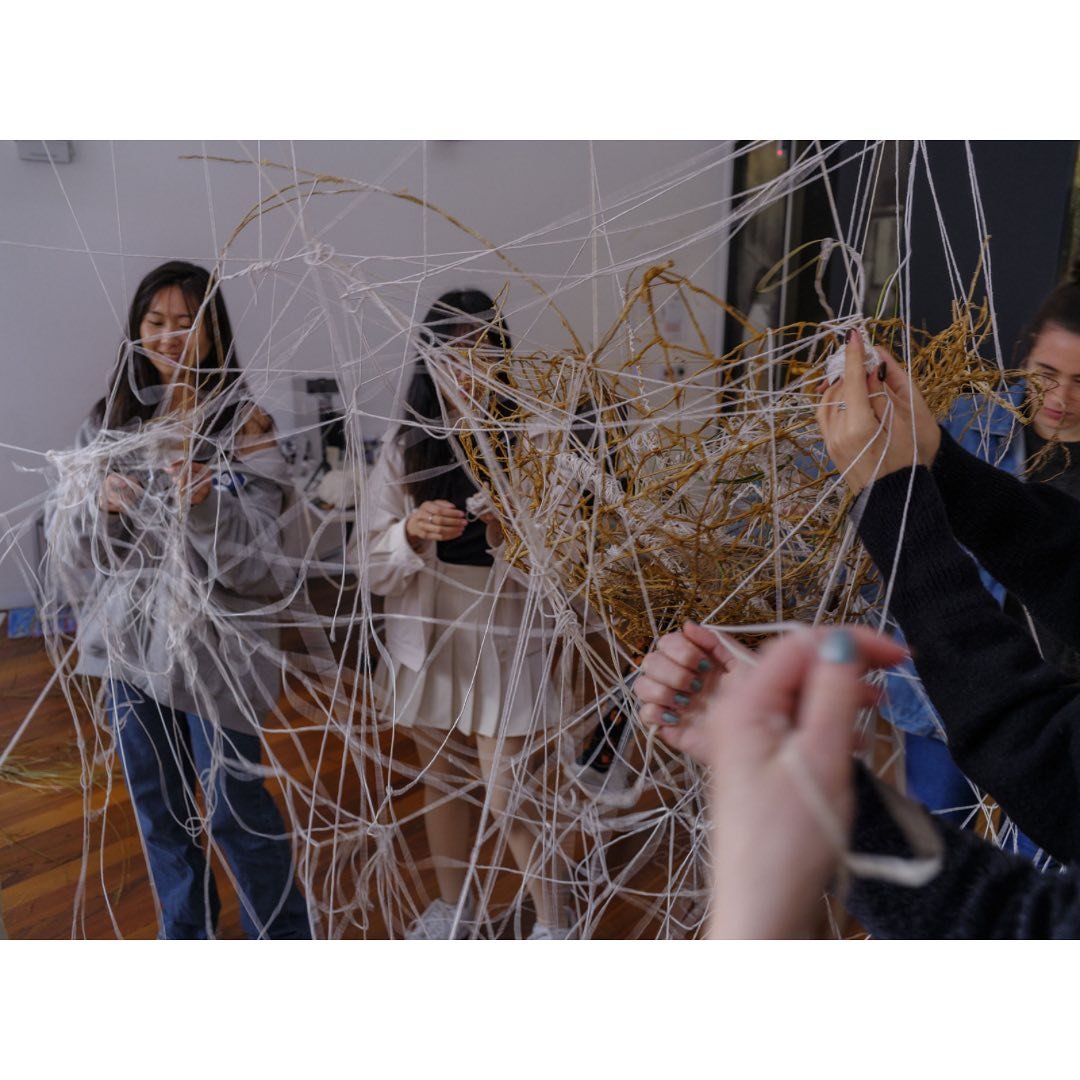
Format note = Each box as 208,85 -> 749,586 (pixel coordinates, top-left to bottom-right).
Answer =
704,625 -> 906,938
636,619 -> 908,937
634,620 -> 737,761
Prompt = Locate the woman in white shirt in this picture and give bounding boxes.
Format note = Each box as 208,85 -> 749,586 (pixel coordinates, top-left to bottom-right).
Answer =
362,290 -> 569,939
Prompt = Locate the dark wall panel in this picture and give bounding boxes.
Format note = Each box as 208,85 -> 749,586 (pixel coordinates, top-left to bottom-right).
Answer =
906,141 -> 1075,361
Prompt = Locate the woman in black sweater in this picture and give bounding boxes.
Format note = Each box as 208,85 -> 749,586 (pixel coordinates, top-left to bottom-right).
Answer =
632,327 -> 1080,937
823,329 -> 1080,935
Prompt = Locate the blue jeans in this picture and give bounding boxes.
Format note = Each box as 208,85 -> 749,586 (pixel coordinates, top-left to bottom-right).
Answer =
904,731 -> 1051,866
110,681 -> 311,939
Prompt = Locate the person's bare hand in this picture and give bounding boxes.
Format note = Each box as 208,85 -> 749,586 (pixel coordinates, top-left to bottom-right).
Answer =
705,626 -> 905,937
99,473 -> 143,514
635,621 -> 883,762
406,499 -> 467,550
235,404 -> 277,457
635,620 -> 907,937
166,460 -> 213,506
477,509 -> 504,548
817,333 -> 940,494
634,621 -> 736,763
876,350 -> 941,465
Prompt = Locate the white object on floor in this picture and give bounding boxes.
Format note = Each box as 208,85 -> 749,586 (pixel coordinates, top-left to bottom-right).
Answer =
405,897 -> 475,940
527,916 -> 576,940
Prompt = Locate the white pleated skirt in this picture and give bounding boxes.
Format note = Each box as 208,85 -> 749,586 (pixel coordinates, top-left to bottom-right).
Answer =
377,562 -> 553,738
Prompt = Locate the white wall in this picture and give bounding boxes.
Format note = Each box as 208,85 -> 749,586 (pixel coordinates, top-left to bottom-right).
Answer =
0,140 -> 734,608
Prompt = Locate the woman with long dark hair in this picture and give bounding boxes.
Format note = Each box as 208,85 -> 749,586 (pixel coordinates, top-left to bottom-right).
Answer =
47,260 -> 310,939
363,289 -> 569,939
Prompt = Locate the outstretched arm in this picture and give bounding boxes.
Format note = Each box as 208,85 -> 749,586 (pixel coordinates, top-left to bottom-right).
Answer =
636,622 -> 904,938
820,336 -> 1080,862
821,334 -> 1080,647
857,464 -> 1080,861
637,620 -> 1080,939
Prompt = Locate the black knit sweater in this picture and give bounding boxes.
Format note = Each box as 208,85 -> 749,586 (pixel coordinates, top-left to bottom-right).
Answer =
848,768 -> 1080,938
843,427 -> 1080,936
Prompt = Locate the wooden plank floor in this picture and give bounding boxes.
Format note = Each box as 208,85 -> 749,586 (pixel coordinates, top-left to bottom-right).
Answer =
0,588 -> 695,940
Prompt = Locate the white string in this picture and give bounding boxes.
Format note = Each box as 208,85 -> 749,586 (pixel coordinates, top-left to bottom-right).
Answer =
0,141 -> 1015,940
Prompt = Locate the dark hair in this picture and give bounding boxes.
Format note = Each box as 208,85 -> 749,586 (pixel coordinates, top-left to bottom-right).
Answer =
396,289 -> 513,503
93,260 -> 246,438
1017,259 -> 1080,366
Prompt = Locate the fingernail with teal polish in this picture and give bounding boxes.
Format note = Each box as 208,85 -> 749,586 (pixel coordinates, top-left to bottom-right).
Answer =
697,659 -> 713,674
661,711 -> 680,726
673,692 -> 690,706
689,678 -> 703,693
819,629 -> 858,664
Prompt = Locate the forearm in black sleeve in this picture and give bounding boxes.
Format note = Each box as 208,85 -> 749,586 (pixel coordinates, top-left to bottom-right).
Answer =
857,465 -> 1080,862
847,766 -> 1080,939
931,426 -> 1080,646
846,768 -> 1080,937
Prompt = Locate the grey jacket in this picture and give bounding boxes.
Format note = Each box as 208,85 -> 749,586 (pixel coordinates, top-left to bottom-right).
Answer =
45,414 -> 290,736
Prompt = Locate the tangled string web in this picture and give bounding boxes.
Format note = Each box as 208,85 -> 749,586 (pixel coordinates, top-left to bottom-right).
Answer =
1,141 -> 1023,938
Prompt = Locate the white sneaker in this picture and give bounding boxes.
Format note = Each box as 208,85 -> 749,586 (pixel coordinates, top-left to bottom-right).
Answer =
405,898 -> 474,940
527,919 -> 576,940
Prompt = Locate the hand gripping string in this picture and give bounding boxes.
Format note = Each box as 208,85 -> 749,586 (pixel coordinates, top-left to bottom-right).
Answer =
777,738 -> 944,905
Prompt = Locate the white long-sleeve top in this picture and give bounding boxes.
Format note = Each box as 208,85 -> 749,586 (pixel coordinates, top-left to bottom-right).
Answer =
356,434 -> 533,673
